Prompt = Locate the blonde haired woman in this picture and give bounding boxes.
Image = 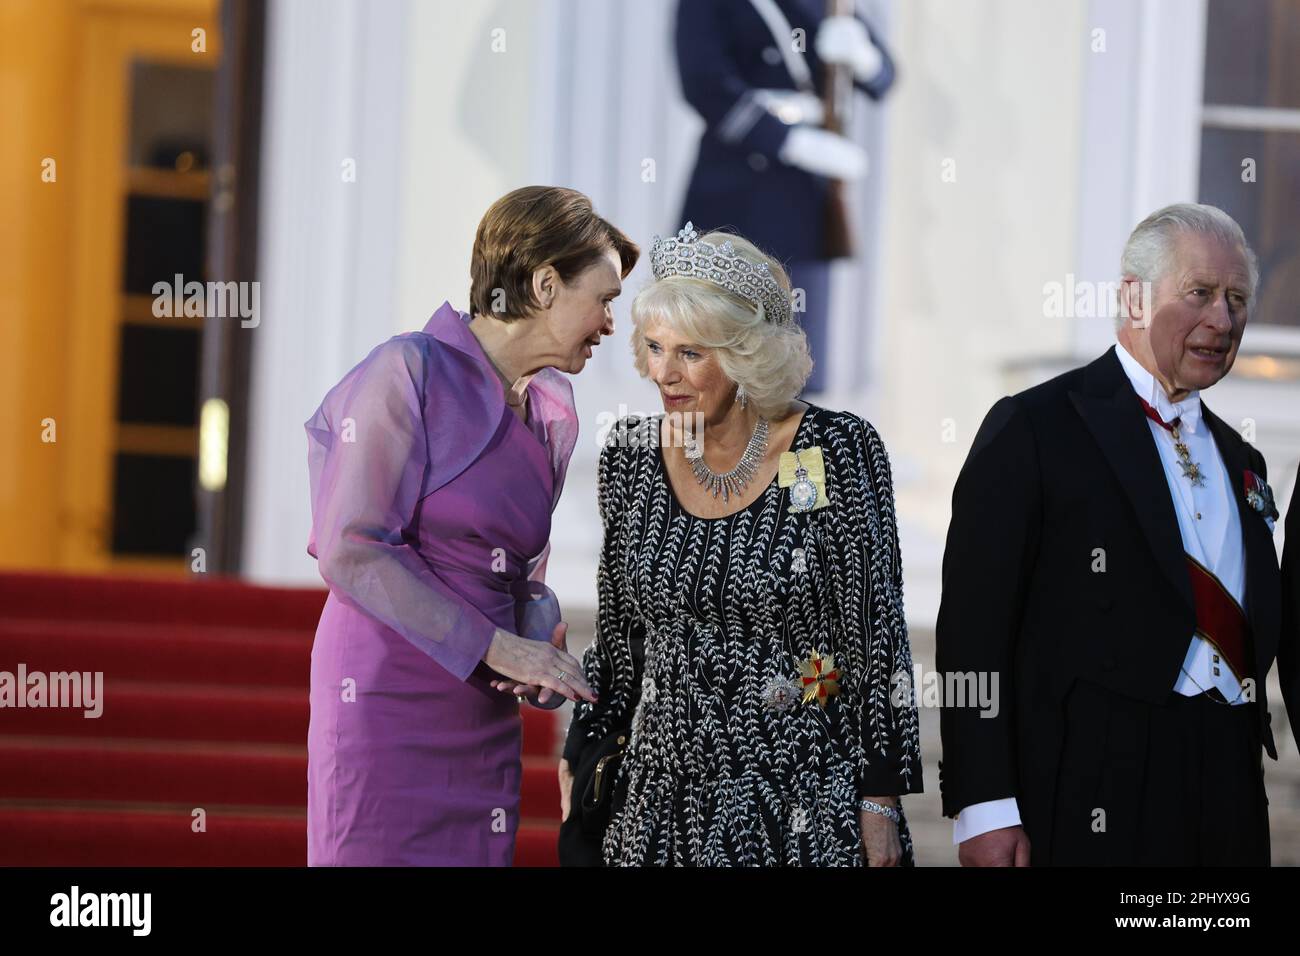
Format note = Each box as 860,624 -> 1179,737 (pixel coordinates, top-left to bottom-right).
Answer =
557,226 -> 922,866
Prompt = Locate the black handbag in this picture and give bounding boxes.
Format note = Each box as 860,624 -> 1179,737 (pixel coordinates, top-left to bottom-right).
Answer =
557,625 -> 644,866
557,722 -> 631,866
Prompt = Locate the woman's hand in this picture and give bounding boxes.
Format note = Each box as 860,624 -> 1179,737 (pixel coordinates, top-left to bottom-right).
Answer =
860,796 -> 902,867
488,622 -> 577,706
558,758 -> 575,821
484,622 -> 597,703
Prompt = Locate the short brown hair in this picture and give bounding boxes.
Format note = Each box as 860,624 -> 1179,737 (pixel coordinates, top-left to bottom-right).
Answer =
469,186 -> 640,320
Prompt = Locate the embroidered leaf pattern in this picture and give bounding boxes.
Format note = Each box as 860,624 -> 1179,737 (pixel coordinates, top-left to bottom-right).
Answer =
565,410 -> 921,865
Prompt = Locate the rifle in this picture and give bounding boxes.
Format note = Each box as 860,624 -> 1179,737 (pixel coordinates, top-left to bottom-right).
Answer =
821,0 -> 856,260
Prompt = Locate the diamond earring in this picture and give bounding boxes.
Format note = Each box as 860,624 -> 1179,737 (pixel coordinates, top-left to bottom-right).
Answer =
736,385 -> 748,409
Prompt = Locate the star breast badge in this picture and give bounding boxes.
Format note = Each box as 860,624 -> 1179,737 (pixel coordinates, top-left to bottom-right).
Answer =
798,649 -> 842,708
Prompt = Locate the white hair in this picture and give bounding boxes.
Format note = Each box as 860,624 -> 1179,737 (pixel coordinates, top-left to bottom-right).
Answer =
629,232 -> 812,420
1116,202 -> 1259,330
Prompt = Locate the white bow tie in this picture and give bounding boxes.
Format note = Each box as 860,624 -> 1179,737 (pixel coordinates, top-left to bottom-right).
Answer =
1156,394 -> 1202,434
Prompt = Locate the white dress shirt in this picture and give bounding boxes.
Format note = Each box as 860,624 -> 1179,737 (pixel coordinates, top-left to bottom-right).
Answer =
952,343 -> 1249,845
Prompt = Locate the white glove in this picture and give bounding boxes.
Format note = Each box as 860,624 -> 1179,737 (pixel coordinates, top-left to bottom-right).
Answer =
753,89 -> 824,127
815,15 -> 884,83
778,126 -> 869,180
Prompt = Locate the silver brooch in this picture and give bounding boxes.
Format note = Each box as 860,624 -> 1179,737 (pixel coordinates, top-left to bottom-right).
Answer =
790,547 -> 807,574
761,676 -> 801,712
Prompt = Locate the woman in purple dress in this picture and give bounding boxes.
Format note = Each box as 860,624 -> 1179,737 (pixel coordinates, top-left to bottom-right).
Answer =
304,187 -> 638,865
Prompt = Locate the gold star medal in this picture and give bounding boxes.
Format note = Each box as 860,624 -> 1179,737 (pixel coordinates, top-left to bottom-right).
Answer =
798,649 -> 842,707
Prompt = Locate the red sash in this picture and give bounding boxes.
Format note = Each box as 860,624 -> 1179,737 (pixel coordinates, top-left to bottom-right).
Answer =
1185,554 -> 1252,683
1136,396 -> 1253,681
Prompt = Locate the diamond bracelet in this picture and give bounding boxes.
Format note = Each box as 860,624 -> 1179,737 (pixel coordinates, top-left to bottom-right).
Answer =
858,798 -> 900,823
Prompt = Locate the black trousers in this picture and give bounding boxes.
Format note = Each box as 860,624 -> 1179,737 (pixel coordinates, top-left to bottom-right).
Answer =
1044,680 -> 1270,866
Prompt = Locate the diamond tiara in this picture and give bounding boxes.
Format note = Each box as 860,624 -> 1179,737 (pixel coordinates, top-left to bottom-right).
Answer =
648,222 -> 793,326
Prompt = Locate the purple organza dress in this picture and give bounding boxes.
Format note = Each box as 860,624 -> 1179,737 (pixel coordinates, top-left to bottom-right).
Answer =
304,302 -> 577,866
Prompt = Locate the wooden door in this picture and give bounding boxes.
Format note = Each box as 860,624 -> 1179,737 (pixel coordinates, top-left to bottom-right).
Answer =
62,0 -> 222,575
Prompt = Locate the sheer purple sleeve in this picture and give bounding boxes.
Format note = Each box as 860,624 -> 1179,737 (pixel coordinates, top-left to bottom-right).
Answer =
305,335 -> 499,680
513,543 -> 562,646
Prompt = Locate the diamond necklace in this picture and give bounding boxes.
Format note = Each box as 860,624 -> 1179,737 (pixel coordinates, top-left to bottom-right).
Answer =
683,417 -> 769,502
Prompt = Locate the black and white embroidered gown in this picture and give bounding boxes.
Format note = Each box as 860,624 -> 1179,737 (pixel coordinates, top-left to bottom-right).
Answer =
562,406 -> 922,866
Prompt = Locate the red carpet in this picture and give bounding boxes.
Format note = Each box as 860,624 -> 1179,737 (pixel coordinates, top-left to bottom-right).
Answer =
0,571 -> 563,866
